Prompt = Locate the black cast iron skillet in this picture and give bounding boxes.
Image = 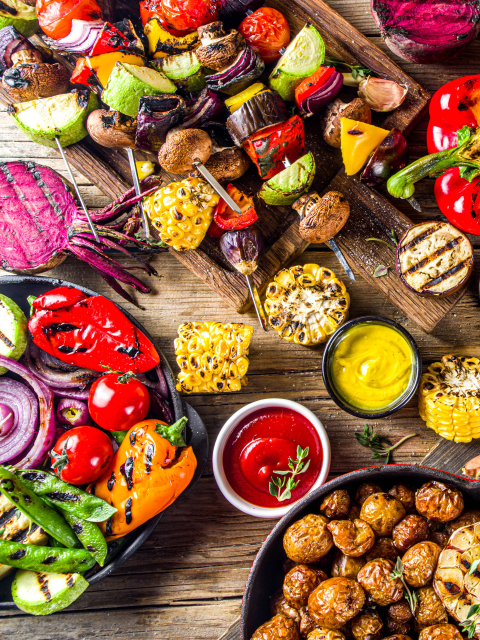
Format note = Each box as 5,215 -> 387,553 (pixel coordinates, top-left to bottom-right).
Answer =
0,275 -> 209,609
241,464 -> 480,640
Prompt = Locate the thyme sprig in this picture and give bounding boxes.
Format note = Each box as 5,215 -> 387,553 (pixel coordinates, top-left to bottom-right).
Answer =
269,446 -> 310,502
324,56 -> 371,80
460,604 -> 480,638
366,229 -> 399,251
355,425 -> 416,464
390,557 -> 418,615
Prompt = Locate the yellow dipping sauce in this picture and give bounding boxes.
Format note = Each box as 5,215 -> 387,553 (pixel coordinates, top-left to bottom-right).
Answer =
330,323 -> 414,411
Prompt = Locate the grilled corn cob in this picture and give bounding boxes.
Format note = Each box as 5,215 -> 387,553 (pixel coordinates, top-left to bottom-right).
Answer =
419,355 -> 480,443
174,321 -> 253,393
264,264 -> 350,345
144,177 -> 219,251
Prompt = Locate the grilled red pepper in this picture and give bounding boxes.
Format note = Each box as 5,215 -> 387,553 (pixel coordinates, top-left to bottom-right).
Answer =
295,66 -> 335,106
213,184 -> 258,231
243,115 -> 305,180
70,58 -> 98,88
388,75 -> 480,235
90,22 -> 137,56
29,287 -> 160,373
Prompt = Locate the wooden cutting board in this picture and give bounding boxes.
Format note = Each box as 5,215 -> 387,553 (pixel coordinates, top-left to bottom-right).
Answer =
217,441 -> 478,640
1,0 -> 465,332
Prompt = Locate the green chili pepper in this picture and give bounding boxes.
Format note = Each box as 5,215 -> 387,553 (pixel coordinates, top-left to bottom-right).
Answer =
15,470 -> 117,522
0,467 -> 80,549
111,431 -> 128,446
61,511 -> 107,566
0,540 -> 95,573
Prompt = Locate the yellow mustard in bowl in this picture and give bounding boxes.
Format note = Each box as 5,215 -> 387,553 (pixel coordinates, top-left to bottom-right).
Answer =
330,322 -> 414,411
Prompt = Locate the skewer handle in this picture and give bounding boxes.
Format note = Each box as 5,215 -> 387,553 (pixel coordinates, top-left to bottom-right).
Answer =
193,160 -> 243,215
126,148 -> 150,239
328,238 -> 356,282
245,274 -> 268,332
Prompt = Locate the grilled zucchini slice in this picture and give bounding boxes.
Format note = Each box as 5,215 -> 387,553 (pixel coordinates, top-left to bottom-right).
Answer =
264,264 -> 350,345
396,221 -> 473,296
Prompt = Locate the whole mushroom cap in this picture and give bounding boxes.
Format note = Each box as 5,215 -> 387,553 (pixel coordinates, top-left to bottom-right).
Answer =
293,191 -> 351,244
158,128 -> 212,174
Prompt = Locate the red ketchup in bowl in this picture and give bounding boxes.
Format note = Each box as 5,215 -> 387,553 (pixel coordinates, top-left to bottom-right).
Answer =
223,406 -> 323,508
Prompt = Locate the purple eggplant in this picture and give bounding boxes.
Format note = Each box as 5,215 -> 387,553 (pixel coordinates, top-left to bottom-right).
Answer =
220,226 -> 264,275
135,95 -> 186,153
360,128 -> 408,187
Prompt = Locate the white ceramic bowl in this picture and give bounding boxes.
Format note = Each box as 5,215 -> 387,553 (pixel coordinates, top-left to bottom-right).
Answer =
212,398 -> 331,518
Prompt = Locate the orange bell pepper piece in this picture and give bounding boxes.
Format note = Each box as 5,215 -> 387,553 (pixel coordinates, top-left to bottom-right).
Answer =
90,418 -> 196,540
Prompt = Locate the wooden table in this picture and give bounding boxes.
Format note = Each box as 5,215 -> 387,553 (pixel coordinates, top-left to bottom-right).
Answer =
1,4 -> 480,638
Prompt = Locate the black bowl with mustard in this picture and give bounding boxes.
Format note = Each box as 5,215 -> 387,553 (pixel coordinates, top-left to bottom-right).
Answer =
322,316 -> 421,418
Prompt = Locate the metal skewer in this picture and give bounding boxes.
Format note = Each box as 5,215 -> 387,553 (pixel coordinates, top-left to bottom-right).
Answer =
55,137 -> 100,244
193,159 -> 242,214
245,274 -> 268,333
127,147 -> 151,239
328,238 -> 356,282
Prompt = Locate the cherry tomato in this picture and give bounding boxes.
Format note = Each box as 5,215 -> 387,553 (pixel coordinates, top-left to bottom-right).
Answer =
51,426 -> 113,485
36,0 -> 102,40
239,7 -> 290,63
88,372 -> 150,431
139,0 -> 185,35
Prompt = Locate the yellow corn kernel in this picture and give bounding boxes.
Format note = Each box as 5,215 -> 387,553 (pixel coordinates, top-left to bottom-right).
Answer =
174,321 -> 253,394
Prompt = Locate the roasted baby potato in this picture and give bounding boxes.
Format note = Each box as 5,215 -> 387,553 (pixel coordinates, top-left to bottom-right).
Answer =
320,490 -> 351,520
270,590 -> 301,623
355,483 -> 382,506
300,607 -> 317,638
389,600 -> 413,623
331,550 -> 366,579
366,536 -> 398,562
327,519 -> 375,557
428,531 -> 449,549
284,515 -> 333,564
445,509 -> 480,535
414,586 -> 447,628
415,482 -> 464,522
360,493 -> 406,536
357,558 -> 404,606
308,577 -> 365,629
393,515 -> 430,554
418,624 -> 462,640
283,564 -> 326,608
308,629 -> 346,640
251,614 -> 301,640
402,541 -> 441,587
350,611 -> 383,640
389,484 -> 416,513
386,620 -> 412,636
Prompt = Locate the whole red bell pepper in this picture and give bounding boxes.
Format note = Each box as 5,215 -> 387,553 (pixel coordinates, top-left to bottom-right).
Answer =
29,287 -> 160,374
387,75 -> 480,235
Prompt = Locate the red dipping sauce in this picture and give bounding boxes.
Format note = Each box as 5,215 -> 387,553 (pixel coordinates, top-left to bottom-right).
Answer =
223,407 -> 323,509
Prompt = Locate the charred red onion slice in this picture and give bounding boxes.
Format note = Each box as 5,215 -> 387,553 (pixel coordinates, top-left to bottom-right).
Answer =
298,70 -> 343,117
182,89 -> 225,129
206,47 -> 264,92
43,20 -> 103,54
0,379 -> 37,461
24,340 -> 99,389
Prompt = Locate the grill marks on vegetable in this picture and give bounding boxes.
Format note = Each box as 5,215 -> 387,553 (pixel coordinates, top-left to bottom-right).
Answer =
125,497 -> 133,525
120,457 -> 134,490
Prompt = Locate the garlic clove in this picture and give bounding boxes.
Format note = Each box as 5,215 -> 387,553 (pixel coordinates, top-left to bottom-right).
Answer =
358,76 -> 408,112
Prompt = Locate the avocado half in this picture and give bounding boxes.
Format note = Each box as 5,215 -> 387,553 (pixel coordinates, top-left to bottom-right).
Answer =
9,89 -> 99,148
0,0 -> 38,37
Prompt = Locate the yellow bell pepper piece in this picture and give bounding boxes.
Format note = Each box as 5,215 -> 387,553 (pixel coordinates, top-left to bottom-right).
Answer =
224,83 -> 268,113
340,118 -> 389,176
144,18 -> 199,59
135,161 -> 155,180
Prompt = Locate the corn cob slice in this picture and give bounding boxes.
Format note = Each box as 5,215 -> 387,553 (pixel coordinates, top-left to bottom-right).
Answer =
174,321 -> 253,393
419,355 -> 480,443
264,264 -> 350,345
144,177 -> 220,251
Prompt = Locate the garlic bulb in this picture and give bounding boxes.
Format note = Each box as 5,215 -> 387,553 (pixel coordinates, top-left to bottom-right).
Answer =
358,76 -> 408,112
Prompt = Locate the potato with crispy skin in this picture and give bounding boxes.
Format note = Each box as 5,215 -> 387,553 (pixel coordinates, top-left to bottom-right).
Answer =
389,600 -> 413,624
415,482 -> 464,522
387,619 -> 412,636
357,558 -> 404,606
308,577 -> 365,629
360,493 -> 406,536
320,490 -> 351,520
355,483 -> 382,506
401,542 -> 441,587
308,629 -> 346,640
270,590 -> 301,622
418,624 -> 463,640
300,607 -> 317,638
445,509 -> 480,535
251,613 -> 301,640
414,586 -> 448,628
284,515 -> 333,564
327,519 -> 375,557
389,485 -> 416,513
350,611 -> 383,640
283,564 -> 326,609
366,536 -> 398,562
393,515 -> 430,554
331,550 -> 366,579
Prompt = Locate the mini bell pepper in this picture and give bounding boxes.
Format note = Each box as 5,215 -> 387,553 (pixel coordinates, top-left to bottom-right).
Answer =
28,286 -> 160,373
213,184 -> 258,231
243,115 -> 305,180
90,417 -> 197,540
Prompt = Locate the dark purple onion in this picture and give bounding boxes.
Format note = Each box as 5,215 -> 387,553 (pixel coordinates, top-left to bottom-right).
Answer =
298,70 -> 343,117
56,398 -> 91,427
0,402 -> 14,436
135,95 -> 186,153
24,340 -> 99,390
148,388 -> 173,424
206,47 -> 264,92
0,380 -> 37,460
182,89 -> 225,129
0,355 -> 55,469
53,388 -> 90,400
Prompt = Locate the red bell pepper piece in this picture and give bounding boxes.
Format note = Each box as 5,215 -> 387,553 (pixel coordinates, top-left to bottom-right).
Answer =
243,115 -> 305,180
29,287 -> 160,374
213,184 -> 258,231
90,22 -> 136,56
206,219 -> 225,239
294,66 -> 335,107
70,57 -> 98,88
434,168 -> 480,235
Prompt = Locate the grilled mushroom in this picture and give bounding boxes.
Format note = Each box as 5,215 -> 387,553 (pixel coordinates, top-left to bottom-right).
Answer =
2,59 -> 70,102
195,22 -> 245,71
158,128 -> 212,174
192,146 -> 250,183
292,191 -> 350,244
87,109 -> 137,149
323,98 -> 371,148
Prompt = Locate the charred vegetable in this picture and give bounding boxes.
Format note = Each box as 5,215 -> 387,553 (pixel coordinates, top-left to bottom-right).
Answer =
144,17 -> 199,58
361,128 -> 408,187
2,59 -> 70,102
86,109 -> 136,149
220,226 -> 264,275
214,184 -> 258,230
206,45 -> 264,95
158,128 -> 212,174
182,88 -> 225,129
195,147 -> 250,183
371,0 -> 480,64
226,89 -> 287,146
323,98 -> 371,148
135,95 -> 185,152
396,221 -> 473,297
151,51 -> 206,92
259,152 -> 315,206
296,66 -> 343,118
195,21 -> 245,71
292,191 -> 350,244
0,25 -> 37,75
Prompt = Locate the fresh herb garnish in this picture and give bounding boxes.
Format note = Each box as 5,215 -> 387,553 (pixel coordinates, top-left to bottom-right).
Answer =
325,56 -> 371,79
468,559 -> 480,576
460,604 -> 480,638
366,228 -> 399,251
390,557 -> 418,615
373,265 -> 390,278
355,425 -> 416,464
269,446 -> 310,502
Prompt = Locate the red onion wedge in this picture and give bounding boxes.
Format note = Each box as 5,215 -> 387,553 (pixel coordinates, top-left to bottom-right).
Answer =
43,20 -> 104,54
0,402 -> 14,436
0,379 -> 37,461
56,398 -> 91,427
298,70 -> 343,117
24,340 -> 99,390
0,355 -> 55,468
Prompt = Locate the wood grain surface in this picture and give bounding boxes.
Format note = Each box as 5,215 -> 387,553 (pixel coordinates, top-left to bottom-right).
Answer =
1,2 -> 480,639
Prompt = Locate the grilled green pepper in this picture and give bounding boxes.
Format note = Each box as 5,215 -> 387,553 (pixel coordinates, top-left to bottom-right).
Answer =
0,467 -> 80,549
62,511 -> 107,566
0,540 -> 95,573
15,470 -> 117,522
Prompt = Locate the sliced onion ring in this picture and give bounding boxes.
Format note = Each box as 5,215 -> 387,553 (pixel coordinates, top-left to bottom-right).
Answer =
0,379 -> 38,463
24,340 -> 99,389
